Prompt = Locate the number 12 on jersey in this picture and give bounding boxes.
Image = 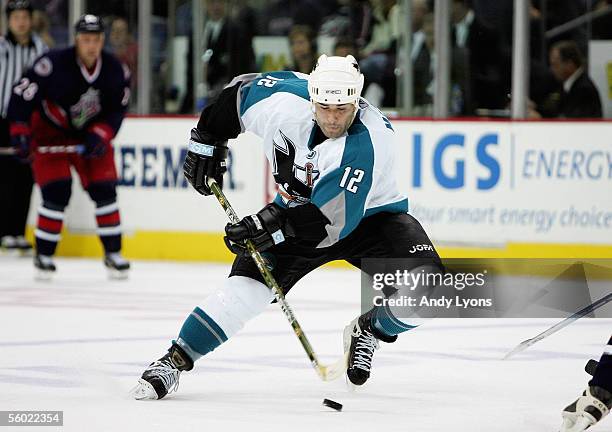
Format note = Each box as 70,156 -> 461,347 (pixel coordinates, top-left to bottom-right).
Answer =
339,167 -> 364,193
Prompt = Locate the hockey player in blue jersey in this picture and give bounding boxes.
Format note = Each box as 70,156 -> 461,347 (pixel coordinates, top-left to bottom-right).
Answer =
133,55 -> 443,400
7,14 -> 131,279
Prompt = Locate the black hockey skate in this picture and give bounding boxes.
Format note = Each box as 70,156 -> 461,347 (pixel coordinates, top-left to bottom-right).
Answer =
132,344 -> 194,400
104,252 -> 130,280
1,236 -> 33,256
34,254 -> 56,280
343,309 -> 397,386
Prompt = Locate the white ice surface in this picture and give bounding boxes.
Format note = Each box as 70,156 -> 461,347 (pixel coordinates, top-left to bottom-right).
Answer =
0,256 -> 610,432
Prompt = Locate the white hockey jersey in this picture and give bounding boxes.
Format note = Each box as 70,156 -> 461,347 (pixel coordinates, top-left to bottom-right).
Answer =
238,71 -> 408,248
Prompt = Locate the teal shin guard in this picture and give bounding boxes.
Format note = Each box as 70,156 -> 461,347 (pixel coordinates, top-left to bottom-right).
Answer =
176,307 -> 228,362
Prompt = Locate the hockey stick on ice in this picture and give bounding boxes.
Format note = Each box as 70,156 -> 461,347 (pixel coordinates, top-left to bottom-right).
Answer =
207,179 -> 348,381
503,292 -> 612,360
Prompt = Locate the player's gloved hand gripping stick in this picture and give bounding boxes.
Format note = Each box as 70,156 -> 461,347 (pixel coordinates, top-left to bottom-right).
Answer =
184,129 -> 347,381
7,123 -> 86,159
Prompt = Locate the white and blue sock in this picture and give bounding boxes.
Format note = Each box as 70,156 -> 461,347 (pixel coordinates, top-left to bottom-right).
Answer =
371,305 -> 418,337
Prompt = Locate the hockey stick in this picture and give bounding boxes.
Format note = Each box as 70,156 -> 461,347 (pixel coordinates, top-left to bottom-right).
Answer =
207,179 -> 348,381
0,145 -> 84,156
37,144 -> 84,154
503,292 -> 612,360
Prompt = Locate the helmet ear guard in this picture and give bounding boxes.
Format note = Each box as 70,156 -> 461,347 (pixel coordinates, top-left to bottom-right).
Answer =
308,54 -> 364,106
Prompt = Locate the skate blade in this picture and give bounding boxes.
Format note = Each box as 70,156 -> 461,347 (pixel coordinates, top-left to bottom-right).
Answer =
560,416 -> 593,432
1,248 -> 20,257
345,375 -> 357,393
107,268 -> 129,280
130,378 -> 159,400
35,269 -> 54,281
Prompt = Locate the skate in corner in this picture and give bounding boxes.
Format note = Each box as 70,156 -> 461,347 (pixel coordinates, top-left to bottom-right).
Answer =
1,236 -> 33,257
130,378 -> 161,401
34,254 -> 56,281
104,253 -> 130,280
131,344 -> 193,401
559,385 -> 611,432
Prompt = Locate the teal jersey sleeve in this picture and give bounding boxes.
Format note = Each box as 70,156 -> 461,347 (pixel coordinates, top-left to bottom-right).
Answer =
239,71 -> 310,116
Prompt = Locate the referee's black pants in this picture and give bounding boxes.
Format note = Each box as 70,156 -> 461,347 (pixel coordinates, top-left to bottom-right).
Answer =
0,119 -> 34,239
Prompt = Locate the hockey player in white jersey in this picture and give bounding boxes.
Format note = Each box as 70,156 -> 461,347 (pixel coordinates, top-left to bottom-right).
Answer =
132,55 -> 442,400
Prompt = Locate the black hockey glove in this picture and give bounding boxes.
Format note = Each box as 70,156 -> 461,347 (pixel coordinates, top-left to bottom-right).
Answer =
83,123 -> 113,159
9,122 -> 31,162
224,204 -> 295,255
183,128 -> 228,196
83,131 -> 107,159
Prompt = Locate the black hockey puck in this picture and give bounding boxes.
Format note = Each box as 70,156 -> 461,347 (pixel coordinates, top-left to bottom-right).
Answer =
323,398 -> 343,411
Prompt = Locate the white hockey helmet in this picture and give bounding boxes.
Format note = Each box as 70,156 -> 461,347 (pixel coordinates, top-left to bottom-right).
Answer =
308,54 -> 364,106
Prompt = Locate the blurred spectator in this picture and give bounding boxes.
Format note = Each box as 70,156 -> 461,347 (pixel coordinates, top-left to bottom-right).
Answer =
451,0 -> 504,113
30,0 -> 67,46
318,0 -> 373,50
590,0 -> 612,40
181,0 -> 255,112
361,0 -> 399,58
333,37 -> 358,57
32,10 -> 54,47
531,0 -> 587,54
286,25 -> 318,74
532,40 -> 602,118
231,0 -> 258,41
415,11 -> 435,114
360,0 -> 400,106
260,0 -> 338,35
108,17 -> 138,92
417,12 -> 471,116
471,0 -> 513,47
412,0 -> 432,109
412,0 -> 428,32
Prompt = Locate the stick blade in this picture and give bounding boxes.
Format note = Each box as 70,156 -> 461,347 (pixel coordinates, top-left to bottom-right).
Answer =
318,352 -> 349,381
502,338 -> 532,360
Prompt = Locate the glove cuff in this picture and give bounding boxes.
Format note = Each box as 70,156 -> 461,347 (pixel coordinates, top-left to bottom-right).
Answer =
258,204 -> 295,245
10,122 -> 31,137
189,128 -> 228,159
88,123 -> 114,144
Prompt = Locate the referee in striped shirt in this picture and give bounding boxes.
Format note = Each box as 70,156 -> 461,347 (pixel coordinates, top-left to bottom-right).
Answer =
0,0 -> 46,253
